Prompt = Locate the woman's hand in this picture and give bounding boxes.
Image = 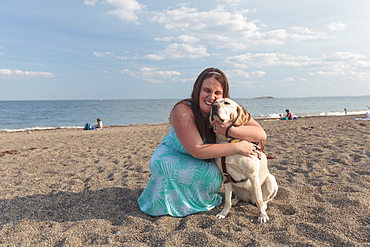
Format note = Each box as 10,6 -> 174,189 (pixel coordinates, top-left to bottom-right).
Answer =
236,140 -> 256,157
213,117 -> 267,142
213,121 -> 256,156
212,121 -> 232,136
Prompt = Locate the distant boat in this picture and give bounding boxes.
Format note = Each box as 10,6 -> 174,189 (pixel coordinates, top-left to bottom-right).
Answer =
254,96 -> 274,99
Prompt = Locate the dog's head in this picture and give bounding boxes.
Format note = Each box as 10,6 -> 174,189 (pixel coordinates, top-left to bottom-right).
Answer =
210,98 -> 249,127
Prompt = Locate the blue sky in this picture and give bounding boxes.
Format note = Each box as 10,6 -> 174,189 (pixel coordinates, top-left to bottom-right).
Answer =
1,0 -> 370,100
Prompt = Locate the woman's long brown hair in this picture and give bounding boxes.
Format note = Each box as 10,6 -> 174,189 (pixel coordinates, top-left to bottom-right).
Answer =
173,68 -> 230,144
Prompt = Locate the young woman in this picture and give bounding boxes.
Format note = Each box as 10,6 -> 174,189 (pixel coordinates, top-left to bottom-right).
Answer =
138,68 -> 266,217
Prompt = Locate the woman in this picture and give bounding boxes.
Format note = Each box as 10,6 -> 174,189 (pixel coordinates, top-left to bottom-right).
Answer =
138,68 -> 267,217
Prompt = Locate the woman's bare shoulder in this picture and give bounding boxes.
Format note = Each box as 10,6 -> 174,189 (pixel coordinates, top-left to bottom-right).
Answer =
171,100 -> 194,123
172,100 -> 192,114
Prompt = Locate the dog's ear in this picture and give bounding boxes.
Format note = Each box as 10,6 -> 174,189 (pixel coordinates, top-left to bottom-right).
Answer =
234,105 -> 250,126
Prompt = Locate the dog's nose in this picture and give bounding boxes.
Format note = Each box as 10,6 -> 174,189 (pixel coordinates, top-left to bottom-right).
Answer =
212,104 -> 219,110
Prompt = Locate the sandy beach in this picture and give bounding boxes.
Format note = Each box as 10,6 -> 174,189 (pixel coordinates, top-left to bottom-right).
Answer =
0,115 -> 369,246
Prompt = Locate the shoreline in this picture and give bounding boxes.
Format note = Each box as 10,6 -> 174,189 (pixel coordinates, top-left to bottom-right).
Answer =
1,113 -> 367,133
0,115 -> 369,246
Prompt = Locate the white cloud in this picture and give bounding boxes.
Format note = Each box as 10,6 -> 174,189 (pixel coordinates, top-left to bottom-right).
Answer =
84,0 -> 99,6
225,69 -> 250,78
146,43 -> 209,60
328,22 -> 348,32
0,69 -> 54,77
155,35 -> 200,44
149,5 -> 332,53
225,53 -> 318,68
313,60 -> 370,80
223,0 -> 248,5
251,70 -> 266,77
149,5 -> 259,50
310,52 -> 370,80
252,27 -> 332,45
226,51 -> 370,82
93,51 -> 131,61
85,3 -> 369,86
252,29 -> 288,45
121,67 -> 181,83
291,26 -> 314,35
85,0 -> 143,23
151,5 -> 257,34
105,0 -> 144,23
355,60 -> 370,68
300,78 -> 310,83
225,69 -> 267,79
316,52 -> 370,80
289,26 -> 332,41
322,52 -> 366,61
145,54 -> 165,61
283,77 -> 296,82
93,51 -> 113,57
203,34 -> 247,50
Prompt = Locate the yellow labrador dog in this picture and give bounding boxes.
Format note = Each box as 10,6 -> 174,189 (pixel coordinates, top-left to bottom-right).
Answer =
210,98 -> 278,223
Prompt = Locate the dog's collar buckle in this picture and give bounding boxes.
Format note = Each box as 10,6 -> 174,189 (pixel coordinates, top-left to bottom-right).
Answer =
229,138 -> 239,143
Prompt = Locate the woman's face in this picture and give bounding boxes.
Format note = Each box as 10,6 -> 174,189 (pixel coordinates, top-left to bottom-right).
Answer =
199,77 -> 223,114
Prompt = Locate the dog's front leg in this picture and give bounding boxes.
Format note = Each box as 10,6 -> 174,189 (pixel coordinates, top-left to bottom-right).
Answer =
216,183 -> 233,219
250,176 -> 269,223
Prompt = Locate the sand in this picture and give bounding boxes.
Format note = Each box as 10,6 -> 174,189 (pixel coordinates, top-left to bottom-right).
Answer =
0,115 -> 369,246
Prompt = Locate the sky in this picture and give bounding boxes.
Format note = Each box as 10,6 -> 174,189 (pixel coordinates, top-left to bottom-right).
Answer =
1,0 -> 370,100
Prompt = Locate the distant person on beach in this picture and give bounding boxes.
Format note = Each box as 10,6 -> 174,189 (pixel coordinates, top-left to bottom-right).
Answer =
92,118 -> 103,130
84,118 -> 103,130
280,109 -> 293,120
138,68 -> 266,217
286,109 -> 293,119
344,108 -> 348,115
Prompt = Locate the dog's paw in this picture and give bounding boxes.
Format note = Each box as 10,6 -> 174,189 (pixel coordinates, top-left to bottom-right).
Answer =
258,212 -> 270,223
216,209 -> 229,219
216,213 -> 226,219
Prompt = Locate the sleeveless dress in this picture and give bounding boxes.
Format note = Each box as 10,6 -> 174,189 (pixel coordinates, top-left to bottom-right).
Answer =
137,125 -> 223,217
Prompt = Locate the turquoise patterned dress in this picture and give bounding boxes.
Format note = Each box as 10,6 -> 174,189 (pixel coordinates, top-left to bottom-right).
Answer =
138,125 -> 223,217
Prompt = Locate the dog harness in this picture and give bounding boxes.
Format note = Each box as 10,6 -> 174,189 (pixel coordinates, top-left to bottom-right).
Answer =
221,141 -> 274,184
218,111 -> 273,184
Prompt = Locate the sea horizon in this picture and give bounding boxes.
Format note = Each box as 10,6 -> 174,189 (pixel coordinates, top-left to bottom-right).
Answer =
1,95 -> 369,132
2,94 -> 370,102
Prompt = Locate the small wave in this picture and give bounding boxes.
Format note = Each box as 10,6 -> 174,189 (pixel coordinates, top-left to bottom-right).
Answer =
257,110 -> 368,119
319,110 -> 367,117
0,126 -> 83,133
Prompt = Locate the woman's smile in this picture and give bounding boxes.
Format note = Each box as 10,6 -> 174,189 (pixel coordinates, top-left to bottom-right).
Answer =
199,77 -> 223,114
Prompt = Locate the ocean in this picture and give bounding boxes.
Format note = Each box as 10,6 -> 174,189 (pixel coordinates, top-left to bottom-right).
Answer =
1,96 -> 369,132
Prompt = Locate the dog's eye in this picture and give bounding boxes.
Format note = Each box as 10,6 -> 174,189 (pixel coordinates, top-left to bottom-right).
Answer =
224,101 -> 231,105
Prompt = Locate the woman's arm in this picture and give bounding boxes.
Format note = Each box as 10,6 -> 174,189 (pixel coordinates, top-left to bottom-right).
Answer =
213,117 -> 267,142
171,103 -> 255,160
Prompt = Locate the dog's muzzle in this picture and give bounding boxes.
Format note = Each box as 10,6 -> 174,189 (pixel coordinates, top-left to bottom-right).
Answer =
211,104 -> 225,122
